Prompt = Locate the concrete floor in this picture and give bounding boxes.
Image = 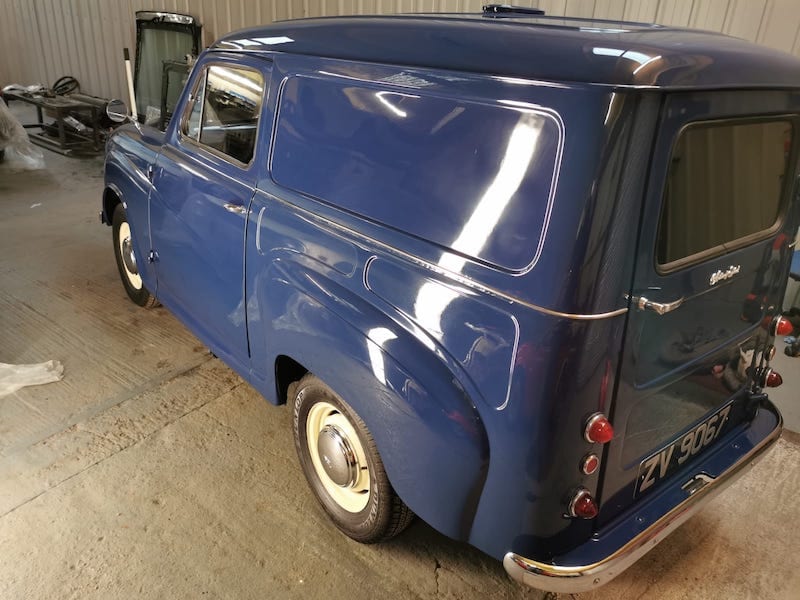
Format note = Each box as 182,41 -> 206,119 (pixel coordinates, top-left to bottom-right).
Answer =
1,113 -> 800,599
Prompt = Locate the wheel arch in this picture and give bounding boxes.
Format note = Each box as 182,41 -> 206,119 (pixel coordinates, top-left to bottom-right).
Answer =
102,184 -> 123,226
261,275 -> 491,542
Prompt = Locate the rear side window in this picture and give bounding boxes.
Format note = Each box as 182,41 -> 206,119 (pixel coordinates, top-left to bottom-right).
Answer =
181,65 -> 264,165
270,75 -> 562,272
656,119 -> 792,268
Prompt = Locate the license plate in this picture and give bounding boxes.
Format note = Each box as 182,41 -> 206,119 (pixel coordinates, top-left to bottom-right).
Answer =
635,401 -> 734,496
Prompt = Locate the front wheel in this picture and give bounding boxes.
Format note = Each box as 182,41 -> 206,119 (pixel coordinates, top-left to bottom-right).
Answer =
112,204 -> 157,308
292,374 -> 414,543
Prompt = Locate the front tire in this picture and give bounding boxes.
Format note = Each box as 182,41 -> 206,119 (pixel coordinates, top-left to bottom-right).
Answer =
292,374 -> 414,543
112,204 -> 157,308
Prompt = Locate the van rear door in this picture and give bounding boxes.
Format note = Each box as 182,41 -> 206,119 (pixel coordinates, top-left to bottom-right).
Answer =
600,90 -> 800,523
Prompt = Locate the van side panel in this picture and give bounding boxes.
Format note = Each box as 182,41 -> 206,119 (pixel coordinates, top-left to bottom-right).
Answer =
245,57 -> 649,559
245,192 -> 490,539
271,74 -> 563,272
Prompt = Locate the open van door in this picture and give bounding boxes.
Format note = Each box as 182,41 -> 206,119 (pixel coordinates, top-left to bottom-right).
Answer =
600,90 -> 800,523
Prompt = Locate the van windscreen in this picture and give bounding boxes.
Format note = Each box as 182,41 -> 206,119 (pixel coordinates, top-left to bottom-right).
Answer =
656,119 -> 792,268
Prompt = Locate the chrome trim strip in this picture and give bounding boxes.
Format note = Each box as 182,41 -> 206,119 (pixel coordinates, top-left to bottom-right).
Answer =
257,191 -> 628,321
255,206 -> 266,254
503,402 -> 783,593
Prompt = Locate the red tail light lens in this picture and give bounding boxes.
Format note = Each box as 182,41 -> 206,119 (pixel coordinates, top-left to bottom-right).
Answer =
584,413 -> 614,444
766,370 -> 783,387
581,453 -> 599,475
774,316 -> 794,337
569,488 -> 598,519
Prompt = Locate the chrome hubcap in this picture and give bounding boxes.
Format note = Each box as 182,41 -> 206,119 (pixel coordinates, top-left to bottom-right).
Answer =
317,425 -> 359,487
117,221 -> 142,290
121,235 -> 138,274
306,400 -> 371,513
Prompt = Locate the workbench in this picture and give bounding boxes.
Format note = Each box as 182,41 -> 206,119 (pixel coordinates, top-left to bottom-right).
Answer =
3,91 -> 102,155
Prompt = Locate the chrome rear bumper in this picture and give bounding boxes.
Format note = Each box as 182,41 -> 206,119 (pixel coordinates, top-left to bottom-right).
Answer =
503,400 -> 783,593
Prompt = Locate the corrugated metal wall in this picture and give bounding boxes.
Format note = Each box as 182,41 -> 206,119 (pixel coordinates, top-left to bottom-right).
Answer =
2,0 -> 800,102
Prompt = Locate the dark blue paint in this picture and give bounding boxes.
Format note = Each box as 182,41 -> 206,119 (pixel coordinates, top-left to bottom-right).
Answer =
215,15 -> 800,90
102,12 -> 800,585
271,74 -> 562,271
146,54 -> 273,372
601,89 -> 800,524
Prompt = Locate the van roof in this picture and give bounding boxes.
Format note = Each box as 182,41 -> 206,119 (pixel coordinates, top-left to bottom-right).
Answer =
212,13 -> 800,90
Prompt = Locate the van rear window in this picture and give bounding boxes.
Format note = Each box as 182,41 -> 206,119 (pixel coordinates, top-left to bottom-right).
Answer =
271,76 -> 562,272
656,119 -> 792,268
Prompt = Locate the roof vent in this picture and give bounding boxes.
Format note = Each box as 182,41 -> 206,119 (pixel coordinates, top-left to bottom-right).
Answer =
482,4 -> 545,17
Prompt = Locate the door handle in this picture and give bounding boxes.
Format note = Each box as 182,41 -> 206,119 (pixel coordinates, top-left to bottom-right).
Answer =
223,203 -> 247,215
632,296 -> 684,315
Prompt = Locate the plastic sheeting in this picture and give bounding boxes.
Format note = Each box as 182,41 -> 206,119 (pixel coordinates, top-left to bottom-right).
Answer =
0,360 -> 64,396
0,97 -> 45,170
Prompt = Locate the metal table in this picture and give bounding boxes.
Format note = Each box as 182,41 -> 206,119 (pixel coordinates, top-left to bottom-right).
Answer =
3,91 -> 102,155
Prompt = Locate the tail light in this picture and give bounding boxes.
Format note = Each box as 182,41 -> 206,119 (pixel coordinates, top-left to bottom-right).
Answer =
765,370 -> 783,387
581,453 -> 599,475
755,367 -> 784,388
584,413 -> 614,444
568,488 -> 598,519
772,316 -> 794,337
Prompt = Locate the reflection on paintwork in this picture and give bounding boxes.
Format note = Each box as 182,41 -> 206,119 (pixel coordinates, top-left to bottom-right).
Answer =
375,91 -> 418,118
218,36 -> 293,50
271,75 -> 562,271
254,36 -> 294,45
367,327 -> 398,385
592,47 -> 656,65
632,55 -> 662,75
579,27 -> 630,34
378,72 -> 436,88
413,113 -> 544,336
366,258 -> 519,410
492,75 -> 572,89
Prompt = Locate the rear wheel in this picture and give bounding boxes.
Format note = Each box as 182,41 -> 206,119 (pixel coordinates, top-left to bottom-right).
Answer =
112,204 -> 157,308
292,374 -> 414,543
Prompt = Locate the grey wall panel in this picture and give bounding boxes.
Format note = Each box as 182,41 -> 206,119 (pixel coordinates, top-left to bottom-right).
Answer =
1,0 -> 800,105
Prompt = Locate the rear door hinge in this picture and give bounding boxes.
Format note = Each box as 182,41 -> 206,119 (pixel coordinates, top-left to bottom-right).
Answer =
148,250 -> 158,263
147,164 -> 154,181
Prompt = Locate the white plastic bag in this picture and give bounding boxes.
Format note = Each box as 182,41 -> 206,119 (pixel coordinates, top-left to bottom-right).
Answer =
0,97 -> 45,170
0,360 -> 64,396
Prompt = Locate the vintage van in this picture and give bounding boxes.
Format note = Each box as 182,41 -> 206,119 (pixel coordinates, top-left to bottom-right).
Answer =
101,8 -> 800,592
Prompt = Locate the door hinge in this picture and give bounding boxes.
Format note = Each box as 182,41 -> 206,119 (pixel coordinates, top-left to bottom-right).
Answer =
147,165 -> 154,181
148,250 -> 158,263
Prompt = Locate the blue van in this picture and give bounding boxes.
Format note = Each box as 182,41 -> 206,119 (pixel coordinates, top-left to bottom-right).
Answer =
101,8 -> 800,592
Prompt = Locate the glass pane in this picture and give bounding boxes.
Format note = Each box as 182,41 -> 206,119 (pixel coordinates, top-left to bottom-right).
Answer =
163,62 -> 192,129
198,66 -> 264,164
135,26 -> 196,124
657,120 -> 792,266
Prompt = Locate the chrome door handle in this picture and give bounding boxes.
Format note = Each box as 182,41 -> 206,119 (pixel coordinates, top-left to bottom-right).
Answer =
223,203 -> 247,215
633,296 -> 684,315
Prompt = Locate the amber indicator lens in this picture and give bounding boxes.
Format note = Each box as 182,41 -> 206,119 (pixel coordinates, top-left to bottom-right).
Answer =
581,453 -> 599,475
584,413 -> 614,444
569,488 -> 598,519
774,316 -> 793,336
766,370 -> 783,387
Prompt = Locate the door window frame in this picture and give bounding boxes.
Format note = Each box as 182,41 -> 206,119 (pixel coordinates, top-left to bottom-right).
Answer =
177,61 -> 267,169
654,113 -> 799,274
